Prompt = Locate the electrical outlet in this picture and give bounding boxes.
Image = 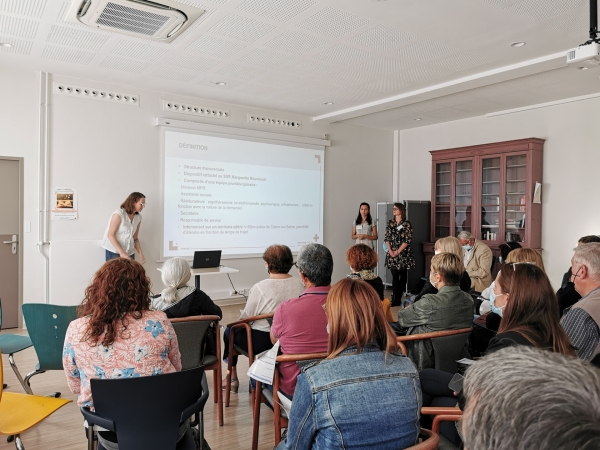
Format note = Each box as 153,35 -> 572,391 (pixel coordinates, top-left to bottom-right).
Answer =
230,289 -> 240,296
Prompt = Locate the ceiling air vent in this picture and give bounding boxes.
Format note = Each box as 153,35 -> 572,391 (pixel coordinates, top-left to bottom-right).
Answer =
65,0 -> 205,42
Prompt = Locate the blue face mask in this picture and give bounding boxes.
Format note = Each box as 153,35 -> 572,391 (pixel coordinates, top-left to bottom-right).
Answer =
490,291 -> 505,317
462,244 -> 472,251
498,256 -> 504,264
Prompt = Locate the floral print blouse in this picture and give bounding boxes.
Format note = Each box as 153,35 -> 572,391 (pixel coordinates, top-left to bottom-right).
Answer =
384,219 -> 416,270
63,310 -> 182,408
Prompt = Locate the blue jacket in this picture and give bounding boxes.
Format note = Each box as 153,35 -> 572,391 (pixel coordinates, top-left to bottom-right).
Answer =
276,344 -> 421,450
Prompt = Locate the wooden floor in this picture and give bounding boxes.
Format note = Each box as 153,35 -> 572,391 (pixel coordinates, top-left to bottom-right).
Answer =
1,298 -> 399,450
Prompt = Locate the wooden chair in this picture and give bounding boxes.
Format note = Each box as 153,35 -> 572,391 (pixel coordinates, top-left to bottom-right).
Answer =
407,428 -> 440,450
223,313 -> 274,407
251,352 -> 327,450
170,315 -> 224,426
396,327 -> 472,373
422,406 -> 463,450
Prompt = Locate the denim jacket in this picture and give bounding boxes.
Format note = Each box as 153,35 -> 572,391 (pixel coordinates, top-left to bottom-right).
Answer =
276,344 -> 421,450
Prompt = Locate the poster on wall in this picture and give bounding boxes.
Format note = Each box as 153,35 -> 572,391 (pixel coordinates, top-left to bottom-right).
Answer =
52,187 -> 78,220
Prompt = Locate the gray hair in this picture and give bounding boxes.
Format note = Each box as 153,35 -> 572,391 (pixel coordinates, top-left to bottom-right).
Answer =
573,242 -> 600,281
457,231 -> 473,241
461,346 -> 600,450
160,257 -> 191,302
296,243 -> 333,287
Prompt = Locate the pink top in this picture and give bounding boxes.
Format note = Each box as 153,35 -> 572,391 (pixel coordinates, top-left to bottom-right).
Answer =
63,310 -> 182,408
270,286 -> 330,396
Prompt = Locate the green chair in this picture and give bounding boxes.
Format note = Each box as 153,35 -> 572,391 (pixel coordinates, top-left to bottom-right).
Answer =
21,303 -> 78,397
0,298 -> 33,393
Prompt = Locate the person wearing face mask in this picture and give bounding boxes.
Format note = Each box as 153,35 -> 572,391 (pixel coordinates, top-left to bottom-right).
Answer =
394,253 -> 473,371
221,245 -> 304,392
478,241 -> 522,314
457,231 -> 492,292
419,262 -> 575,446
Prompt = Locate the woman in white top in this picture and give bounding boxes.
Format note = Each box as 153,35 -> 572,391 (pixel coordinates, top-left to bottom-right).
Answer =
351,202 -> 378,249
222,244 -> 304,392
101,192 -> 146,264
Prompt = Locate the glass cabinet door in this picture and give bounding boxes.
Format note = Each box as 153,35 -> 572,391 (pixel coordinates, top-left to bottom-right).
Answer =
434,162 -> 451,238
454,160 -> 472,236
480,157 -> 500,241
504,154 -> 527,243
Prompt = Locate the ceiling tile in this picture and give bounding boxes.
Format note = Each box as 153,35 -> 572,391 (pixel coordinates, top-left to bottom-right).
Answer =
328,88 -> 378,102
213,63 -> 268,80
504,0 -> 586,21
0,0 -> 46,19
186,35 -> 245,57
151,66 -> 200,82
237,0 -> 315,22
99,56 -> 152,73
111,40 -> 168,61
238,83 -> 284,97
355,56 -> 410,75
0,14 -> 39,38
348,25 -> 416,50
196,77 -> 246,89
46,25 -> 109,51
396,39 -> 456,62
41,44 -> 95,64
169,52 -> 220,72
431,51 -> 495,72
209,14 -> 276,42
361,77 -> 412,93
283,60 -> 335,76
0,35 -> 33,54
323,70 -> 379,86
312,44 -> 372,65
236,48 -> 295,67
296,7 -> 370,38
264,30 -> 327,54
396,65 -> 450,83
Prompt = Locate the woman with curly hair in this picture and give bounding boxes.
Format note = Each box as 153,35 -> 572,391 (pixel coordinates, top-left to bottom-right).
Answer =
346,243 -> 384,300
63,258 -> 182,449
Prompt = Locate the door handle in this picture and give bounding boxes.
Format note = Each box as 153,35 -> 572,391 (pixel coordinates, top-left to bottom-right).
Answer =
3,235 -> 17,254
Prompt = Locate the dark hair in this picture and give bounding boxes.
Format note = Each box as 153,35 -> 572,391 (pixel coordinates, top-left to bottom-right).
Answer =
499,241 -> 522,262
79,258 -> 151,347
121,192 -> 145,215
263,245 -> 294,274
579,235 -> 600,244
355,202 -> 373,226
393,202 -> 406,220
497,264 -> 576,356
346,244 -> 378,271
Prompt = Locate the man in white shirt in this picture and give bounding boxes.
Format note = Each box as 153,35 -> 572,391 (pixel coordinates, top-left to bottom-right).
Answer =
457,231 -> 492,292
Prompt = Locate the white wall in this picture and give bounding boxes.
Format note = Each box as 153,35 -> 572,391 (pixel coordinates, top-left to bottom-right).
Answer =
0,62 -> 393,309
398,98 -> 600,289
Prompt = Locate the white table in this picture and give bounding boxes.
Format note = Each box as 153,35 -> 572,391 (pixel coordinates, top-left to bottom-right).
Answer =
190,266 -> 239,289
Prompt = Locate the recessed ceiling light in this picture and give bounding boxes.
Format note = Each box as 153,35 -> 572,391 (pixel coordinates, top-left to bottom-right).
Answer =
510,42 -> 526,48
579,67 -> 589,70
324,102 -> 334,105
414,118 -> 422,121
0,42 -> 12,48
214,81 -> 226,86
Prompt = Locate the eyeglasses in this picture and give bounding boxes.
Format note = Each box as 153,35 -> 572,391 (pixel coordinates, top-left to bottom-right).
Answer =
505,262 -> 536,271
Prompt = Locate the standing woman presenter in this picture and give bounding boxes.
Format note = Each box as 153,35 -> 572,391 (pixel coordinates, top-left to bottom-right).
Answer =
385,203 -> 415,306
351,202 -> 378,248
101,192 -> 146,264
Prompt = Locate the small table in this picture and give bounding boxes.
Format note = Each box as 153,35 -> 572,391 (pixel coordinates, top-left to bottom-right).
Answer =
190,266 -> 239,289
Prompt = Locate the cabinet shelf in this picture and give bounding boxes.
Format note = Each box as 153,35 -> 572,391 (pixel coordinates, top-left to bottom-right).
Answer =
482,166 -> 500,170
507,179 -> 526,182
507,164 -> 526,168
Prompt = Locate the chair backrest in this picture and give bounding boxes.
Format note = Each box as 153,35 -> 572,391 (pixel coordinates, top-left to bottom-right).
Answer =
90,366 -> 206,450
405,429 -> 440,450
432,331 -> 471,374
170,316 -> 219,370
22,303 -> 78,370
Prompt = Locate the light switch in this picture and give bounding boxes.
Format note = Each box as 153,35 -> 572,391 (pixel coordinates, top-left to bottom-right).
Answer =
25,221 -> 31,233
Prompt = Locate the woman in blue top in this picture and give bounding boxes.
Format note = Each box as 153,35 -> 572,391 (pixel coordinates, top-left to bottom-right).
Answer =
276,278 -> 421,450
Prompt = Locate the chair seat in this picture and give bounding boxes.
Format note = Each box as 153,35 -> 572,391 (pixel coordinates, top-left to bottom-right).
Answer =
438,433 -> 459,450
0,335 -> 32,355
261,389 -> 288,419
233,344 -> 249,358
202,355 -> 218,366
0,392 -> 71,435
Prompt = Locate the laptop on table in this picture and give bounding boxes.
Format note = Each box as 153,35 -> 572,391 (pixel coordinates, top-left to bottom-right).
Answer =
192,250 -> 222,269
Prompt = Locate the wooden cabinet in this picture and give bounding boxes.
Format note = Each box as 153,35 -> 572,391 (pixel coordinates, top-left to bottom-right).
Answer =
425,138 -> 544,273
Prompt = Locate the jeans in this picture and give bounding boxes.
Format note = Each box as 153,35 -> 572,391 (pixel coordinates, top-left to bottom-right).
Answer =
105,250 -> 134,261
390,268 -> 408,305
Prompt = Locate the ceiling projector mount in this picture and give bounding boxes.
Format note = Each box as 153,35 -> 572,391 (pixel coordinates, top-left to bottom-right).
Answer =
65,0 -> 205,42
567,0 -> 600,67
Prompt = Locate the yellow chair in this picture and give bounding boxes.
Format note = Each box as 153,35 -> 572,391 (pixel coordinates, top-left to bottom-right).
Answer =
0,353 -> 71,449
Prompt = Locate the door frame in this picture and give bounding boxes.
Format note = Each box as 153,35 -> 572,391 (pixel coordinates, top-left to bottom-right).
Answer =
0,156 -> 24,328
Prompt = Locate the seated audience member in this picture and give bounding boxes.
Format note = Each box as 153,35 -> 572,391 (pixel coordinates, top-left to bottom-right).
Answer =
478,241 -> 521,313
346,243 -> 384,300
413,236 -> 471,302
557,235 -> 600,315
270,243 -> 333,398
461,346 -> 600,450
63,259 -> 183,449
222,244 -> 304,391
276,279 -> 421,450
457,231 -> 492,292
420,262 -> 575,445
561,242 -> 600,361
151,257 -> 222,319
396,252 -> 473,370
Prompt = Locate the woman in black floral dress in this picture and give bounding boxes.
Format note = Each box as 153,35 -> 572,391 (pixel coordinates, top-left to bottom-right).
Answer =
385,203 -> 416,306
